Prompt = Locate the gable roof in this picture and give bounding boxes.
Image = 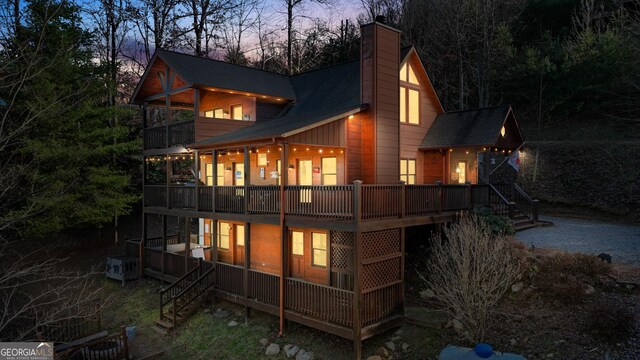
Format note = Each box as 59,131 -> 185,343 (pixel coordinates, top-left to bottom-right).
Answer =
191,60 -> 362,148
134,50 -> 296,103
400,46 -> 444,113
420,105 -> 518,149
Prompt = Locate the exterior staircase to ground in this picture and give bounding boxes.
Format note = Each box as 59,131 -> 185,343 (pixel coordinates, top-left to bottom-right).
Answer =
488,182 -> 550,232
154,262 -> 215,333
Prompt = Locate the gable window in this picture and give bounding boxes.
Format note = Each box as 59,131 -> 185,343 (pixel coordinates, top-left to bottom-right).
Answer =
218,222 -> 230,250
321,157 -> 337,185
400,159 -> 416,184
231,104 -> 243,120
312,232 -> 327,267
400,62 -> 420,125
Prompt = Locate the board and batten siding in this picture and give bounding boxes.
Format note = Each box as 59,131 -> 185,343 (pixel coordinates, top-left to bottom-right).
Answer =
287,118 -> 346,147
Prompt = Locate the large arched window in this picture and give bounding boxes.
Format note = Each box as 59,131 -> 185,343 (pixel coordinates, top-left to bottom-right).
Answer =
399,62 -> 420,124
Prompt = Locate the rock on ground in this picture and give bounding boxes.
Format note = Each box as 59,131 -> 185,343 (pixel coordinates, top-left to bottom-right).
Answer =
385,341 -> 395,352
259,338 -> 269,346
512,282 -> 524,292
227,320 -> 238,327
367,356 -> 383,360
283,344 -> 300,358
295,349 -> 314,360
419,289 -> 436,299
265,343 -> 280,356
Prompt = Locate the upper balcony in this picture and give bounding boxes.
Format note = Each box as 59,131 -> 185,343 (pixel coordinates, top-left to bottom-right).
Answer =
142,86 -> 287,152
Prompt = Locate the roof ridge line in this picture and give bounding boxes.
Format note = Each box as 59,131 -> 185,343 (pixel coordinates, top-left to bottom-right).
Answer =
291,59 -> 360,77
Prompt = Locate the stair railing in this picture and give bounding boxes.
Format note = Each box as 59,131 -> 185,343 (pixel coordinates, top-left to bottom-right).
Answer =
513,183 -> 539,222
488,184 -> 516,219
159,264 -> 201,321
170,267 -> 216,328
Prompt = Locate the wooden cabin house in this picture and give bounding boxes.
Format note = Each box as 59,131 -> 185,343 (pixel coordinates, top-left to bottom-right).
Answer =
131,19 -> 536,358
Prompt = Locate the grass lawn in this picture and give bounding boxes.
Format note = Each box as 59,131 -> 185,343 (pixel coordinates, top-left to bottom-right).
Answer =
99,278 -> 447,359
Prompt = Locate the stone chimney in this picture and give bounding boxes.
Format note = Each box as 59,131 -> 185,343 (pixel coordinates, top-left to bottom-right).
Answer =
359,19 -> 401,184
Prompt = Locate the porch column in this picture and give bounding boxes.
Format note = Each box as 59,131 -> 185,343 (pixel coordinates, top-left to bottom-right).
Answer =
166,155 -> 171,208
184,217 -> 191,274
164,66 -> 172,147
278,142 -> 289,335
212,150 -> 217,213
161,215 -> 167,276
211,218 -> 218,304
352,180 -> 363,359
243,223 -> 251,321
244,146 -> 250,214
140,212 -> 147,278
195,150 -> 200,211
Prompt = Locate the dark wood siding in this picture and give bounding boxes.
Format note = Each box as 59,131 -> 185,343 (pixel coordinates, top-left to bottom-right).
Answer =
194,116 -> 254,142
287,119 -> 346,147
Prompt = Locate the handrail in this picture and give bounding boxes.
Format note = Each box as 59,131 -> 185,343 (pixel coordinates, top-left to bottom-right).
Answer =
159,264 -> 200,320
514,183 -> 534,202
145,119 -> 194,131
488,184 -> 515,218
489,184 -> 510,204
171,267 -> 216,328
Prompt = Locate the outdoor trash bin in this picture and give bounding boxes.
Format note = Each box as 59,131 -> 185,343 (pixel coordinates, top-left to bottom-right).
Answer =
439,343 -> 526,360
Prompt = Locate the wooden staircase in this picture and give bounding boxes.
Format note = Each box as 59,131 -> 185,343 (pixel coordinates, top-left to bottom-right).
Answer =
155,262 -> 215,333
488,183 -> 545,232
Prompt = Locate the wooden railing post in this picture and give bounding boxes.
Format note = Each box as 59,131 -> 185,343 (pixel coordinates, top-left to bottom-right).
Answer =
435,181 -> 442,213
195,150 -> 200,211
532,199 -> 540,222
508,202 -> 516,219
212,150 -> 217,214
353,180 -> 363,222
244,146 -> 250,215
172,297 -> 177,328
95,303 -> 102,331
465,182 -> 472,210
121,325 -> 130,360
399,181 -> 406,219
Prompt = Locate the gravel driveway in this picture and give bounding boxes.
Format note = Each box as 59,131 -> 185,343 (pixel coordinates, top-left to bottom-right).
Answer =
516,215 -> 640,266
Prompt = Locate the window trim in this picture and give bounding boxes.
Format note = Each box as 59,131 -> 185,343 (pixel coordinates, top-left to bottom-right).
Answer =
311,232 -> 327,268
400,85 -> 421,125
321,156 -> 338,185
400,158 -> 416,185
217,222 -> 230,250
230,104 -> 243,120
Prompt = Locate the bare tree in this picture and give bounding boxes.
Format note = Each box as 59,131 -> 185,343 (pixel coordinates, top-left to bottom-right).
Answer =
222,0 -> 259,64
282,0 -> 331,74
418,215 -> 522,343
176,0 -> 236,57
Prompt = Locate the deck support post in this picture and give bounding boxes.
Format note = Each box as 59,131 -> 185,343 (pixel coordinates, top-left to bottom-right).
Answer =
166,155 -> 171,208
532,199 -> 539,222
212,218 -> 218,304
352,180 -> 363,360
212,150 -> 217,213
140,212 -> 147,278
195,150 -> 200,211
244,223 -> 251,322
244,146 -> 250,214
435,181 -> 442,213
161,215 -> 167,276
399,180 -> 405,219
465,182 -> 472,211
278,142 -> 289,336
184,217 -> 191,274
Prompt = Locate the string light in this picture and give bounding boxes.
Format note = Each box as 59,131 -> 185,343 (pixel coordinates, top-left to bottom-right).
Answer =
319,149 -> 323,153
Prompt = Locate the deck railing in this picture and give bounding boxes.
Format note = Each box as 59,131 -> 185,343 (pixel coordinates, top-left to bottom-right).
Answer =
249,186 -> 281,214
285,277 -> 353,327
405,185 -> 439,216
215,262 -> 244,296
248,269 -> 280,306
144,248 -> 163,273
143,120 -> 194,149
286,185 -> 353,219
144,185 -> 166,207
362,283 -> 402,327
215,186 -> 245,213
169,186 -> 195,209
361,184 -> 402,219
169,267 -> 215,328
143,183 -> 491,220
159,265 -> 201,321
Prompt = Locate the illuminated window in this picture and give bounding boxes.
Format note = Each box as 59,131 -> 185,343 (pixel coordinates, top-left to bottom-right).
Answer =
400,87 -> 419,124
214,108 -> 224,118
258,153 -> 267,166
321,157 -> 337,185
236,224 -> 245,246
400,62 -> 419,85
500,126 -> 506,138
291,231 -> 304,256
312,233 -> 327,267
216,163 -> 225,186
218,222 -> 230,250
231,104 -> 243,120
400,159 -> 416,184
205,163 -> 213,185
